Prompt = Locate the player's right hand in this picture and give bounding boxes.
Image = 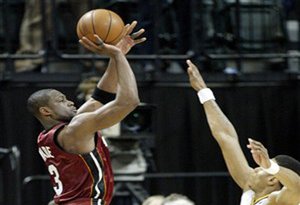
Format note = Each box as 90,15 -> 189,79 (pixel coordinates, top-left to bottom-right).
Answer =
186,60 -> 207,92
79,35 -> 122,57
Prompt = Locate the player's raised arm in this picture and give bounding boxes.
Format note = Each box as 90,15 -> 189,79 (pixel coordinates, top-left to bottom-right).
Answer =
247,138 -> 300,194
59,39 -> 139,153
274,167 -> 300,197
77,21 -> 146,114
186,60 -> 254,190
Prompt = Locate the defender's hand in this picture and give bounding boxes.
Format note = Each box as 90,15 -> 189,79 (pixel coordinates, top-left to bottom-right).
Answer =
116,21 -> 146,55
186,60 -> 207,91
247,138 -> 271,169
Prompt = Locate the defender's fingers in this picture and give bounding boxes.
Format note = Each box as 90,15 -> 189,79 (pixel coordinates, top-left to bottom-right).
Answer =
249,139 -> 264,148
186,59 -> 196,67
187,66 -> 193,74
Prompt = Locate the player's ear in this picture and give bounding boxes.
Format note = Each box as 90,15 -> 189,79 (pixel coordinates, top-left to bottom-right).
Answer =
39,106 -> 52,117
267,175 -> 279,186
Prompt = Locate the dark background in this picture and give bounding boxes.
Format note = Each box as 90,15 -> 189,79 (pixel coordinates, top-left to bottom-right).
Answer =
0,73 -> 299,204
1,0 -> 300,204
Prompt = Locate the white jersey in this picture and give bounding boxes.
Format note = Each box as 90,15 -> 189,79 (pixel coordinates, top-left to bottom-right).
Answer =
240,190 -> 269,205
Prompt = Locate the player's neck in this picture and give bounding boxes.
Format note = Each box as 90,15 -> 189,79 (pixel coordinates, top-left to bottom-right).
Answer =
41,118 -> 61,130
253,193 -> 270,204
255,187 -> 278,201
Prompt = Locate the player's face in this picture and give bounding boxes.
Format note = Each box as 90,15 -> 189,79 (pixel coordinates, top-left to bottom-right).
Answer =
248,159 -> 278,192
248,167 -> 270,191
47,90 -> 77,121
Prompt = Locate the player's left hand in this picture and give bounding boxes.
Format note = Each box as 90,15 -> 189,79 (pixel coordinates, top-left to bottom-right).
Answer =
116,21 -> 146,55
247,138 -> 272,169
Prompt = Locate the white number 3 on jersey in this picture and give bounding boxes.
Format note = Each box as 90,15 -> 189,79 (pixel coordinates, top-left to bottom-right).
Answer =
48,164 -> 63,195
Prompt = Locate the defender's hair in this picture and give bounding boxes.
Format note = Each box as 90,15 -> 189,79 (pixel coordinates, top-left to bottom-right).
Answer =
275,155 -> 300,176
27,89 -> 55,116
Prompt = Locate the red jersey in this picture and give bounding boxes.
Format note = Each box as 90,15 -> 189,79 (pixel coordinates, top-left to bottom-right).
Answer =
37,123 -> 114,205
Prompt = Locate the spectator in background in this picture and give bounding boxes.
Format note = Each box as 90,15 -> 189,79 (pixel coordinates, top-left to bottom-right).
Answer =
163,194 -> 195,205
142,195 -> 165,205
142,193 -> 195,205
76,76 -> 100,103
15,0 -> 89,72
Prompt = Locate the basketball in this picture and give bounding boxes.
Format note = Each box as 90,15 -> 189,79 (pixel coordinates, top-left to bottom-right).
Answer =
77,9 -> 125,45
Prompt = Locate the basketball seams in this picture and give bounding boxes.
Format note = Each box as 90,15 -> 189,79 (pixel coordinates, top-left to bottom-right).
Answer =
103,11 -> 112,42
106,25 -> 124,44
91,10 -> 96,38
77,9 -> 124,45
78,18 -> 84,38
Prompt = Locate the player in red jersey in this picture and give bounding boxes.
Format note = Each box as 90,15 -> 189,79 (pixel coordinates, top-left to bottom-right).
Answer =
27,21 -> 146,205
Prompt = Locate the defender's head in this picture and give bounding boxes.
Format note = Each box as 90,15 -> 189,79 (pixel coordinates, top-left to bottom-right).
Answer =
249,154 -> 300,193
274,155 -> 300,176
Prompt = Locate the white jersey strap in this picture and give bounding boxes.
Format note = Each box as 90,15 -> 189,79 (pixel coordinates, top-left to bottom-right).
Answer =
240,189 -> 271,205
240,190 -> 255,205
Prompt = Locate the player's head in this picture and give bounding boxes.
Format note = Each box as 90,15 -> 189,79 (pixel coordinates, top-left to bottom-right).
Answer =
27,89 -> 77,123
249,154 -> 300,193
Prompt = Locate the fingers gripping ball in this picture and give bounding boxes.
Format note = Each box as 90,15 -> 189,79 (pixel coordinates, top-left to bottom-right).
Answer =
77,9 -> 124,45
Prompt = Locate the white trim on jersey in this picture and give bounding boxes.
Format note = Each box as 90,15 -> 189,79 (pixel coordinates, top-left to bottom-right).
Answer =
240,190 -> 255,205
102,137 -> 108,147
90,152 -> 103,199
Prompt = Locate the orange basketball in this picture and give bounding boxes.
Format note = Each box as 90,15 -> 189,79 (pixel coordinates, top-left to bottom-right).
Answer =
77,9 -> 125,45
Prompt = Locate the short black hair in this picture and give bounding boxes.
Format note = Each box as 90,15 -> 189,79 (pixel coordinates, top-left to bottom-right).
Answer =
27,89 -> 55,116
274,155 -> 300,176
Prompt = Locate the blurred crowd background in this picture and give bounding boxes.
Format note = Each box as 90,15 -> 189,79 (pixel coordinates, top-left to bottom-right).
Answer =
0,0 -> 299,205
1,0 -> 299,75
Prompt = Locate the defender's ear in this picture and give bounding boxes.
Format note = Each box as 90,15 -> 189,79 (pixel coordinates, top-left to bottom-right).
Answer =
39,107 -> 52,117
267,175 -> 279,186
